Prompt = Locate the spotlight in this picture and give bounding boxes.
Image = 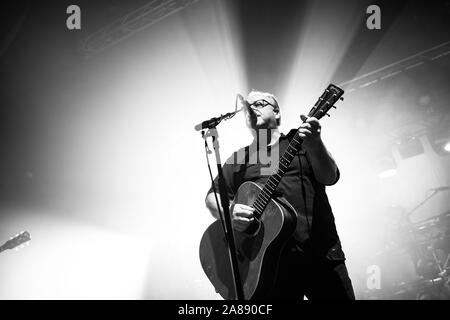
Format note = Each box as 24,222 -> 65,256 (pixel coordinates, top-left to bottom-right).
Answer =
427,126 -> 450,156
375,153 -> 397,179
379,168 -> 397,179
396,136 -> 424,159
444,141 -> 450,152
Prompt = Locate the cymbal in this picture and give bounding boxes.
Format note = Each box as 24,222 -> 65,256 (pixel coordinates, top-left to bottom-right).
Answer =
388,211 -> 449,236
413,211 -> 450,230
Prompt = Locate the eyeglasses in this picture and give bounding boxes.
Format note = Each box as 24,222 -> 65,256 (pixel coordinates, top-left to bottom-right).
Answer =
248,99 -> 275,109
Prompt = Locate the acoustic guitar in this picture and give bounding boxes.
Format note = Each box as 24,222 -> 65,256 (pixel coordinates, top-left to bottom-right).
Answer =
199,84 -> 344,299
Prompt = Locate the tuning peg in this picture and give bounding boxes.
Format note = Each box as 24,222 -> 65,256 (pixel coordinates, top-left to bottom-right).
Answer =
340,97 -> 344,101
332,106 -> 337,109
326,113 -> 330,117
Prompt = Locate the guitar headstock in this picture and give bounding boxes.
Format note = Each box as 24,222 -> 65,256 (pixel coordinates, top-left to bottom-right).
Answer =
1,231 -> 31,251
307,84 -> 344,120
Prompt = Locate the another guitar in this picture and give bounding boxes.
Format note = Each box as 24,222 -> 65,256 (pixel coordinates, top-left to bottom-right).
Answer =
199,84 -> 344,299
0,231 -> 31,253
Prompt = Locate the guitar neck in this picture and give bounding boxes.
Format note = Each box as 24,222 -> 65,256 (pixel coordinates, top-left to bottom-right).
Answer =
252,129 -> 304,218
251,84 -> 344,217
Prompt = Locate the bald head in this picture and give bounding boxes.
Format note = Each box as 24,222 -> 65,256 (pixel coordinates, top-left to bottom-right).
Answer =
245,90 -> 281,128
246,91 -> 279,111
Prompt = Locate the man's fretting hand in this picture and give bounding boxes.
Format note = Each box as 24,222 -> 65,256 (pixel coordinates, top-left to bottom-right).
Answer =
298,115 -> 322,148
298,115 -> 338,185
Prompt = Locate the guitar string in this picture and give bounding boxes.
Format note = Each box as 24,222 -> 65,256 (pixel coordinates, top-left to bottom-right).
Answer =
250,88 -> 341,219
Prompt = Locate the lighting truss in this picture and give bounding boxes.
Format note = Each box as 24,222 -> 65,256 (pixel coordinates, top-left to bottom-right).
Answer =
80,0 -> 200,57
339,40 -> 450,93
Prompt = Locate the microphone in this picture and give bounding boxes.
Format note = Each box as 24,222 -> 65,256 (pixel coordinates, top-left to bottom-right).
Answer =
194,116 -> 222,131
429,186 -> 450,191
194,94 -> 247,131
243,98 -> 256,121
194,110 -> 244,131
247,103 -> 256,116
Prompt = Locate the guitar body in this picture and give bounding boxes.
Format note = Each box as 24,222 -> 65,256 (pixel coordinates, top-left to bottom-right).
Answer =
199,181 -> 297,300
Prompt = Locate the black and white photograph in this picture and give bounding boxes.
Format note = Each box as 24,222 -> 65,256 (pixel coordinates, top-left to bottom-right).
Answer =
0,0 -> 449,303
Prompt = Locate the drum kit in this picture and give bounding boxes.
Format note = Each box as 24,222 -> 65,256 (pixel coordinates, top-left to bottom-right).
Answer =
384,212 -> 450,300
365,210 -> 450,300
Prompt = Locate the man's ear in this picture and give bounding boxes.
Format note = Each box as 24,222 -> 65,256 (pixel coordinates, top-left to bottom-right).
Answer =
274,108 -> 281,120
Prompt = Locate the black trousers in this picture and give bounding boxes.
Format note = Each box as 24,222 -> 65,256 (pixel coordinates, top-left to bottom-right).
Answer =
266,244 -> 356,300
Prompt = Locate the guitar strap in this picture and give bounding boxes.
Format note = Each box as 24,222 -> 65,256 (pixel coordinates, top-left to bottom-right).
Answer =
287,128 -> 314,238
298,148 -> 313,236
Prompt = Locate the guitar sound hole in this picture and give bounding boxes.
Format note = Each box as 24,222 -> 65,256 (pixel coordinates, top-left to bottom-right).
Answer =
244,218 -> 261,237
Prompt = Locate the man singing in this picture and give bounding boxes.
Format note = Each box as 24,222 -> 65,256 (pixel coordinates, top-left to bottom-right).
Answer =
205,91 -> 355,300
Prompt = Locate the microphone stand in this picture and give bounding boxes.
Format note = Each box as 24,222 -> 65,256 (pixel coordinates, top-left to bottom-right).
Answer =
198,110 -> 244,300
